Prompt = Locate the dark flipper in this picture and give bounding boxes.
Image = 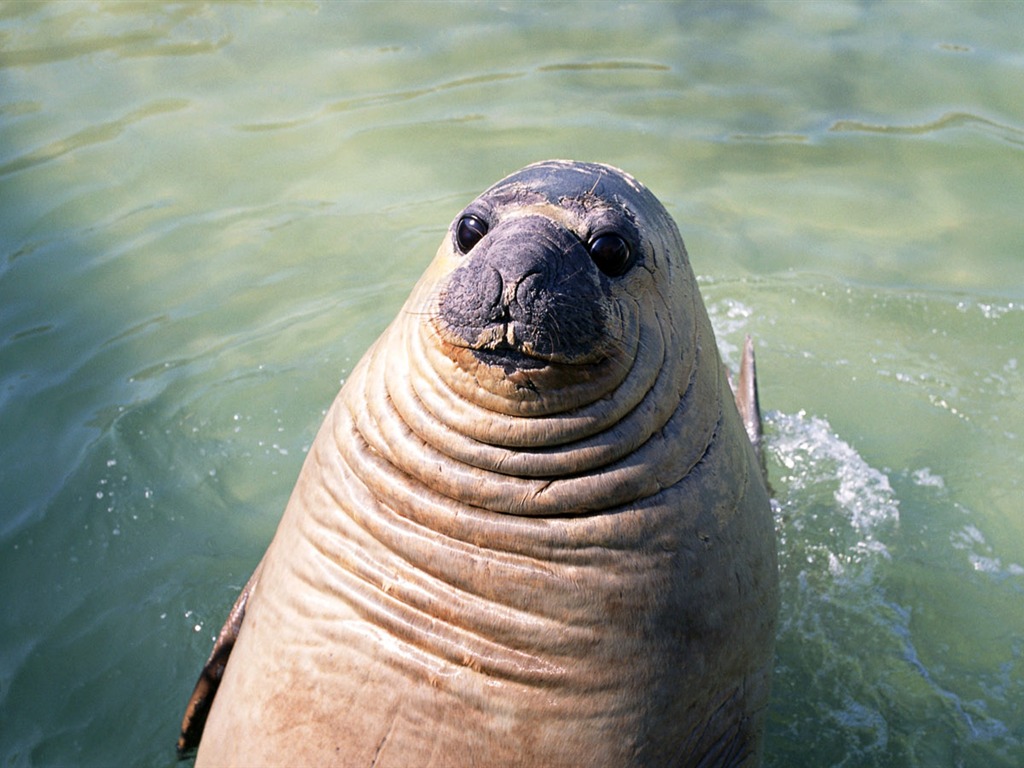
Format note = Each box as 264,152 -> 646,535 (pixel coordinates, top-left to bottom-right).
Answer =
732,335 -> 766,480
176,559 -> 263,758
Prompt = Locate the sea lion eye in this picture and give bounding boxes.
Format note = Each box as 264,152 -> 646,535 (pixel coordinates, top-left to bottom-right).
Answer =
455,215 -> 489,253
587,233 -> 633,277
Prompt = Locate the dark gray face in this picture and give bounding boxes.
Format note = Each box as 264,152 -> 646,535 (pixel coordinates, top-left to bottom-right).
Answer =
436,161 -> 653,371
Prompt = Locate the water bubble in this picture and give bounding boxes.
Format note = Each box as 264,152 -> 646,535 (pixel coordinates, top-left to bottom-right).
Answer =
911,467 -> 945,489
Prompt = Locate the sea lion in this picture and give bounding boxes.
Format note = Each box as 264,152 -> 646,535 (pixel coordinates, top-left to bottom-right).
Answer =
178,160 -> 779,767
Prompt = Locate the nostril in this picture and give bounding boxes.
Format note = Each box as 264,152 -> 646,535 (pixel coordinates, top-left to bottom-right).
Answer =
513,271 -> 545,317
463,265 -> 504,325
442,263 -> 505,328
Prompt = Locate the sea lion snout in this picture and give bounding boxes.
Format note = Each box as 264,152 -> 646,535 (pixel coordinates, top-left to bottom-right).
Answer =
437,214 -> 612,368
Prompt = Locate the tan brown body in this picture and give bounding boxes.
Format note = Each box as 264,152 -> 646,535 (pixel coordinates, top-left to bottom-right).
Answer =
180,161 -> 778,767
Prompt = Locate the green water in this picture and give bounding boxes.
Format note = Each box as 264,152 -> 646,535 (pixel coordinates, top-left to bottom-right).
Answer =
2,2 -> 1022,766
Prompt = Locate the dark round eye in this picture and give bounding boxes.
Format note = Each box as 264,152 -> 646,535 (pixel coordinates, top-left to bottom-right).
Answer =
455,215 -> 488,253
587,233 -> 633,276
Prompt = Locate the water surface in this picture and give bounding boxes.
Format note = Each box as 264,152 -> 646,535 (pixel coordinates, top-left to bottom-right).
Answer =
1,3 -> 1022,766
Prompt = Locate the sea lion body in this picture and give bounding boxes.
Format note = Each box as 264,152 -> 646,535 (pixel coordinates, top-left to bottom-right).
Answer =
182,161 -> 778,766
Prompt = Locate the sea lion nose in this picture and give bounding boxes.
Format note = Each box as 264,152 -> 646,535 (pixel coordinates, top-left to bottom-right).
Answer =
439,216 -> 605,358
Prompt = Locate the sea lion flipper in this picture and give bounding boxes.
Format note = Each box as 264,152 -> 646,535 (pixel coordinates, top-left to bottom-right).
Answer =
176,558 -> 263,757
734,335 -> 765,471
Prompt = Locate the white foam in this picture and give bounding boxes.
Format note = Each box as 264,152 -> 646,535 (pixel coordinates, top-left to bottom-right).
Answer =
769,409 -> 899,564
951,523 -> 1024,579
911,467 -> 945,489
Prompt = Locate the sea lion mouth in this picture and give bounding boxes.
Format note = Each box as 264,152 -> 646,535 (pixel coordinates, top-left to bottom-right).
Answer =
438,324 -> 608,370
470,343 -> 550,372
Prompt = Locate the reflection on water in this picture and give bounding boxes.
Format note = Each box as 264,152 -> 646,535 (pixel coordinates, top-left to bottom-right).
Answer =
1,2 -> 1022,766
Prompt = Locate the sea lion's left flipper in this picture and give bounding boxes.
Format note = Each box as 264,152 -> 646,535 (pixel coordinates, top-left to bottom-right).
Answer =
733,335 -> 765,475
176,558 -> 263,757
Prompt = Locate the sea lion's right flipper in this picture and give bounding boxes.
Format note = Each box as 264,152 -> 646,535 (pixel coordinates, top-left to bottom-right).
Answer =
734,335 -> 765,477
176,558 -> 263,758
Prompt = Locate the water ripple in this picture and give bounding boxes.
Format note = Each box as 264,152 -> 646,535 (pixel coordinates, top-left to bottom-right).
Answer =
0,3 -> 230,68
831,111 -> 1024,148
236,72 -> 523,132
538,60 -> 670,72
0,98 -> 190,178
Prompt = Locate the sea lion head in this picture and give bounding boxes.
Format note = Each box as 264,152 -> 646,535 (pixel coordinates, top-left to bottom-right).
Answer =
406,160 -> 699,418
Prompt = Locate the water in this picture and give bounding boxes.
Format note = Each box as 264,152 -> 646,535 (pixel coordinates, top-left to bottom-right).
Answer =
2,2 -> 1022,766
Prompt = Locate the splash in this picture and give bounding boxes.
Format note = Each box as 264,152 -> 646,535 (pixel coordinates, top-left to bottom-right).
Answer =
768,409 -> 899,572
951,523 -> 1024,579
765,411 -> 1021,765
